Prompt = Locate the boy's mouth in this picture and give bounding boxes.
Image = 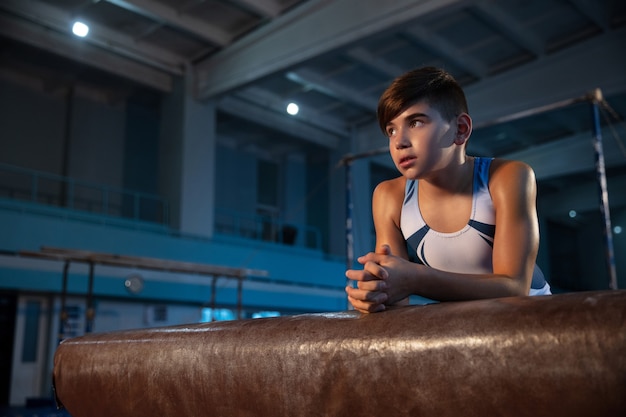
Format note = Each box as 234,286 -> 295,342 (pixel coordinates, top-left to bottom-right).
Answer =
398,155 -> 416,167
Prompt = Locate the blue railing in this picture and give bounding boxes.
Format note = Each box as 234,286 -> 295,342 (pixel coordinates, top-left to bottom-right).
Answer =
0,164 -> 323,250
0,163 -> 169,225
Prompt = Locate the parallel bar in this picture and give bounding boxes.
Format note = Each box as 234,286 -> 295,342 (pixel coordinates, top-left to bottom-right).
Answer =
590,89 -> 618,290
473,92 -> 594,130
30,246 -> 268,278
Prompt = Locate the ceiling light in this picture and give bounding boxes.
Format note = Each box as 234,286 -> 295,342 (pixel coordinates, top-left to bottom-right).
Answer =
72,21 -> 89,37
568,210 -> 577,218
286,102 -> 299,115
614,225 -> 622,235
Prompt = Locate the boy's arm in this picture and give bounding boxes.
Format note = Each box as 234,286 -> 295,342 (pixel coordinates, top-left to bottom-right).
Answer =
372,178 -> 409,260
345,178 -> 408,312
372,179 -> 410,306
489,159 -> 538,294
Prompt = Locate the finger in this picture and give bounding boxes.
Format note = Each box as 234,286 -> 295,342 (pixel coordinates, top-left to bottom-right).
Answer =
347,294 -> 384,313
357,279 -> 387,292
345,269 -> 366,282
346,293 -> 386,313
363,261 -> 389,280
345,265 -> 387,282
357,251 -> 391,267
356,251 -> 377,264
345,285 -> 388,304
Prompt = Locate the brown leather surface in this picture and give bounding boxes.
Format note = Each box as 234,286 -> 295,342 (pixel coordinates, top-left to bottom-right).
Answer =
53,290 -> 626,417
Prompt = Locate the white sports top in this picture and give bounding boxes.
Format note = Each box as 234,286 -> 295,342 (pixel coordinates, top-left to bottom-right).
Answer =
400,157 -> 551,296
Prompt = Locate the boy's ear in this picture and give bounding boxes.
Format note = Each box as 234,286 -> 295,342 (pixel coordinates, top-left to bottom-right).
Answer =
454,113 -> 472,145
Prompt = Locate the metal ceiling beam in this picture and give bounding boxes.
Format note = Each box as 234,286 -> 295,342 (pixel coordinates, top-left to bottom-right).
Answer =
231,0 -> 282,18
218,96 -> 342,149
236,86 -> 349,137
464,27 -> 626,127
567,0 -> 610,31
0,13 -> 172,92
285,68 -> 379,111
195,0 -> 466,98
472,0 -> 544,56
346,47 -> 405,80
402,25 -> 489,78
104,0 -> 234,46
0,0 -> 186,75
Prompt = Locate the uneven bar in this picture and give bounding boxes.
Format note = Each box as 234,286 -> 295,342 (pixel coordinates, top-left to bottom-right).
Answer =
53,290 -> 626,417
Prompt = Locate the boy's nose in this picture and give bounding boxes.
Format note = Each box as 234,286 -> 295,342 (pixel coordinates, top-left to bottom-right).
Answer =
393,130 -> 411,149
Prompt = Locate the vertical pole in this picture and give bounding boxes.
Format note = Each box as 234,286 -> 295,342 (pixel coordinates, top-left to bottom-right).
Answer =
237,277 -> 243,320
210,276 -> 218,321
590,89 -> 618,290
345,161 -> 355,309
345,162 -> 354,273
58,260 -> 70,345
85,262 -> 95,333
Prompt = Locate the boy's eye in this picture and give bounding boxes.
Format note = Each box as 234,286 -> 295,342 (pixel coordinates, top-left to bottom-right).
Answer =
409,119 -> 424,128
386,127 -> 396,137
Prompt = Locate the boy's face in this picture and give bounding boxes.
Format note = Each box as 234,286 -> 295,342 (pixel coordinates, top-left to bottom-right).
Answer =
384,100 -> 458,180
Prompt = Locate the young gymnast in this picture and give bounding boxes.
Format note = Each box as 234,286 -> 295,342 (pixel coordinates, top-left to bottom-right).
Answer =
345,66 -> 551,313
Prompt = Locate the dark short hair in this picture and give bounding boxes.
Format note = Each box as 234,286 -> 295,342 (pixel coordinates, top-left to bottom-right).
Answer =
377,67 -> 468,133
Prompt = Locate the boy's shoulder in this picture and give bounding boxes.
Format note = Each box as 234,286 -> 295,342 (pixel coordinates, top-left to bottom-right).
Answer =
489,158 -> 535,179
488,158 -> 537,195
375,175 -> 406,194
490,157 -> 528,168
373,176 -> 407,209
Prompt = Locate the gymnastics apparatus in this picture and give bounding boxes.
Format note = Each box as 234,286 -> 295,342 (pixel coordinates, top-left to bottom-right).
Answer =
53,290 -> 626,416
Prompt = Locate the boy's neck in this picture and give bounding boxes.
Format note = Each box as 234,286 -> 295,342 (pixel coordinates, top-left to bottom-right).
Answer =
419,155 -> 474,195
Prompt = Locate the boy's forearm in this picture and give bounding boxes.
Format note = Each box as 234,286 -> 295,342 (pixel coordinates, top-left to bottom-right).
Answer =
408,267 -> 527,302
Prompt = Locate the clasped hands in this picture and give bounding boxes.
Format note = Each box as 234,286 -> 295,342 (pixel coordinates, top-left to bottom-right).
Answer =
345,245 -> 409,313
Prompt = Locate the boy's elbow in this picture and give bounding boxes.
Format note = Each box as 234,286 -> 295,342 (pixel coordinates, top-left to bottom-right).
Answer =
510,275 -> 531,297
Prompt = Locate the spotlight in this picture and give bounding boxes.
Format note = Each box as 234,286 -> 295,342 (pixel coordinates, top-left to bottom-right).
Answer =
568,210 -> 577,218
286,102 -> 299,115
614,225 -> 622,235
72,21 -> 89,37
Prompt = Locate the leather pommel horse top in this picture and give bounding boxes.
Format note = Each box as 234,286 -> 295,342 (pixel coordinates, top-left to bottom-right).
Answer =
53,290 -> 626,417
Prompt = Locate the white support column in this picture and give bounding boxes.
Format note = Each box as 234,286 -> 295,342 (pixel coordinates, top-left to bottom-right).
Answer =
159,71 -> 217,238
328,144 -> 349,258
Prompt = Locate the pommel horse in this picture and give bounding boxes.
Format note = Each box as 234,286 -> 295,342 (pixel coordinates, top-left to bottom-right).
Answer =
53,290 -> 626,416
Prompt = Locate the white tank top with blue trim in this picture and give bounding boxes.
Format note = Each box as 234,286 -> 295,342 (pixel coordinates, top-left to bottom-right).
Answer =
400,157 -> 551,296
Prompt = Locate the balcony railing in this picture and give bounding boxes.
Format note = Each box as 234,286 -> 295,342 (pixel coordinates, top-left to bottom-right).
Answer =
0,164 -> 323,250
0,163 -> 169,225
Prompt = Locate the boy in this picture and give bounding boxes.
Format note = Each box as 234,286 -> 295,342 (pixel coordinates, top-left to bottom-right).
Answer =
345,67 -> 551,313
